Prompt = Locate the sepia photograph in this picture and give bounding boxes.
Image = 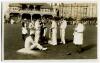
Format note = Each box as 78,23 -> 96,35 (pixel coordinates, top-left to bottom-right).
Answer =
1,1 -> 97,60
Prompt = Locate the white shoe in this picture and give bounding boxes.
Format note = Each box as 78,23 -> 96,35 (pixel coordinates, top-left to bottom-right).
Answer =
49,43 -> 57,46
41,48 -> 47,51
60,41 -> 65,44
62,42 -> 65,44
60,41 -> 63,43
52,43 -> 57,46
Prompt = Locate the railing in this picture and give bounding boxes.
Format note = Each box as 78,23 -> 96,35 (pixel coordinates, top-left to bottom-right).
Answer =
9,9 -> 56,15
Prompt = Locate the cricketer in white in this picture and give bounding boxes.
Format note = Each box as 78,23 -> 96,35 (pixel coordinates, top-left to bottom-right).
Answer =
60,19 -> 67,44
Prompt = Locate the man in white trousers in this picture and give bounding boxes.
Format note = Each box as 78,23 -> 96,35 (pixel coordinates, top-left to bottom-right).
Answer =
21,22 -> 28,41
34,19 -> 41,44
60,18 -> 67,44
48,18 -> 57,45
73,19 -> 85,53
42,18 -> 47,37
24,35 -> 47,50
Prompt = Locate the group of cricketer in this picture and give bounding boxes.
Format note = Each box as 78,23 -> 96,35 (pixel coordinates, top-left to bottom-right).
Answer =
21,17 -> 85,54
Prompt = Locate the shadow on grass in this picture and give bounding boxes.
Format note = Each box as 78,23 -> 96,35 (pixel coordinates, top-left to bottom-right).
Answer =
39,37 -> 73,45
57,39 -> 73,45
82,44 -> 96,52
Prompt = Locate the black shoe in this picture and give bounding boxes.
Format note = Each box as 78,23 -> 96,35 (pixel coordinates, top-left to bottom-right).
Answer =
66,51 -> 71,55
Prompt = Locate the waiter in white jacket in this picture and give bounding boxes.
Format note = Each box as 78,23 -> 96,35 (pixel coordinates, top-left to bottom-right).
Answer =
73,18 -> 85,53
48,18 -> 57,45
60,18 -> 67,44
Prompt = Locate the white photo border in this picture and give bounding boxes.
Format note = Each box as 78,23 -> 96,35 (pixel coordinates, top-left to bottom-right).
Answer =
0,0 -> 99,63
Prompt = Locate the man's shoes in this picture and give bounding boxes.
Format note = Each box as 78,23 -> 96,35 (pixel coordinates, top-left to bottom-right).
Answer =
62,42 -> 65,44
41,48 -> 47,51
48,41 -> 57,46
60,41 -> 63,43
60,41 -> 65,44
52,44 -> 57,46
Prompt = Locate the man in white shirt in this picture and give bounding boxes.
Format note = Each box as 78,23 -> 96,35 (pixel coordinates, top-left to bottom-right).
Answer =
29,20 -> 35,36
34,19 -> 41,44
48,18 -> 57,45
42,18 -> 47,37
24,35 -> 47,50
60,18 -> 67,44
22,22 -> 28,41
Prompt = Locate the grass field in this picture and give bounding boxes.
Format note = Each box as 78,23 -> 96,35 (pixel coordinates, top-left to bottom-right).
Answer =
4,23 -> 97,60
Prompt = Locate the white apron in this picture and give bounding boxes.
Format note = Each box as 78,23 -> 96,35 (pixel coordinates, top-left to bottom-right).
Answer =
73,32 -> 83,45
73,23 -> 84,45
